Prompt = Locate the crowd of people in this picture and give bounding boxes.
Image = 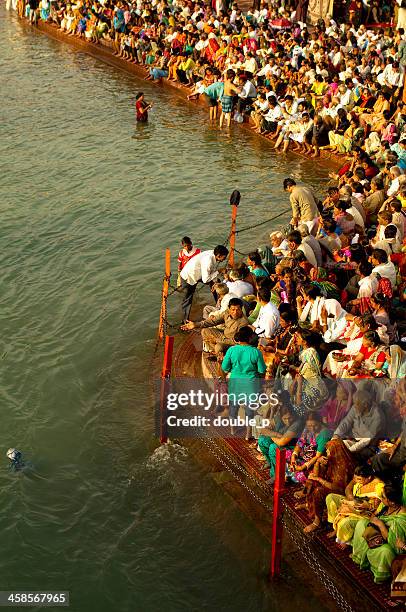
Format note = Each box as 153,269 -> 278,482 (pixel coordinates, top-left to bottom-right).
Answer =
10,0 -> 406,156
177,167 -> 406,588
10,0 -> 406,594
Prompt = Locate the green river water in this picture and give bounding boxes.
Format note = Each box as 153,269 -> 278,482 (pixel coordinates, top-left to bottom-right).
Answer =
1,9 -> 333,611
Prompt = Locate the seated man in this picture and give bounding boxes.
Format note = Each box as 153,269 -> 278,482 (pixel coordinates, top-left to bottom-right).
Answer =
287,230 -> 318,268
252,287 -> 280,343
225,268 -> 254,298
181,298 -> 249,359
332,390 -> 385,460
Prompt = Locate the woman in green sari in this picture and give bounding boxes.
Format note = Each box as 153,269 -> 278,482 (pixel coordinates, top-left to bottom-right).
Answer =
352,485 -> 406,583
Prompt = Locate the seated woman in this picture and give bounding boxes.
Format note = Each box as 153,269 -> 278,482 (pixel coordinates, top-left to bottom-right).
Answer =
247,251 -> 269,280
273,267 -> 296,305
369,293 -> 397,344
319,380 -> 354,429
343,330 -> 388,378
309,267 -> 340,300
290,328 -> 328,416
287,414 -> 331,484
326,464 -> 385,547
262,308 -> 298,378
303,439 -> 357,533
333,200 -> 355,236
359,91 -> 391,132
352,484 -> 406,583
323,314 -> 386,378
257,405 -> 303,483
326,108 -> 350,154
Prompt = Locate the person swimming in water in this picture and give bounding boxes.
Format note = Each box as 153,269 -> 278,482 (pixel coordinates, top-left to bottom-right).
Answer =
6,448 -> 25,471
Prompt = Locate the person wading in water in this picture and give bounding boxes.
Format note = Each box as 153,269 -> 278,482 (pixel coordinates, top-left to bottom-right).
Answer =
219,70 -> 240,129
135,92 -> 153,122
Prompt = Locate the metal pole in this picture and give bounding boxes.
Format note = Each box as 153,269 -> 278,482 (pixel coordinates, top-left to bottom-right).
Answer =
158,248 -> 171,341
160,335 -> 174,444
270,447 -> 286,578
228,204 -> 238,268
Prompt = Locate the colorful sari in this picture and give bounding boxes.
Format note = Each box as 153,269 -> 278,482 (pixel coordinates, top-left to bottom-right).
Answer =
352,511 -> 406,582
286,427 -> 331,484
309,268 -> 340,300
295,347 -> 328,414
342,344 -> 388,379
326,479 -> 386,544
306,439 -> 357,523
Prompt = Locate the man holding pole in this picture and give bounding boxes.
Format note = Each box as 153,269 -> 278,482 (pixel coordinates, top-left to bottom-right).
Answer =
179,245 -> 229,322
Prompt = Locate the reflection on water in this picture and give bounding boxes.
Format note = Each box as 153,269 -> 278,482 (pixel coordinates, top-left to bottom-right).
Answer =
0,9 -> 333,612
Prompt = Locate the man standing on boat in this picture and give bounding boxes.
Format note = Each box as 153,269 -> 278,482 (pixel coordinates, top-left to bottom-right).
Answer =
179,245 -> 229,322
283,178 -> 320,235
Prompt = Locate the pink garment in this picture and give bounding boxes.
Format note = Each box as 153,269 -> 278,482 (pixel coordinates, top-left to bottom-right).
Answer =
381,123 -> 397,145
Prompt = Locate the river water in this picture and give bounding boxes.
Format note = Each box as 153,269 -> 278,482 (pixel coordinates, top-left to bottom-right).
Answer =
1,10 -> 332,612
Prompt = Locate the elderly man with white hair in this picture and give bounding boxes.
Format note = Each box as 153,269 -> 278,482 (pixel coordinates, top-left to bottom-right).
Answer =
269,231 -> 289,255
332,389 -> 385,459
339,185 -> 366,227
298,224 -> 323,267
225,269 -> 254,298
386,166 -> 405,198
258,231 -> 289,275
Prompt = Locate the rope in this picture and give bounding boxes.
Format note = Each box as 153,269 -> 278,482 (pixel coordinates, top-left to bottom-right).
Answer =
235,208 -> 291,235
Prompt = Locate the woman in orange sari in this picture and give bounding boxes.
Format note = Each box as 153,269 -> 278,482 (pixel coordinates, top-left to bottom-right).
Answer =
205,33 -> 220,63
301,439 -> 357,533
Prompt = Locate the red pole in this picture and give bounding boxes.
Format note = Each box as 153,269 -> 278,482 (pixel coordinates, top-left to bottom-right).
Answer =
160,335 -> 174,444
228,204 -> 238,268
158,248 -> 171,341
270,447 -> 286,578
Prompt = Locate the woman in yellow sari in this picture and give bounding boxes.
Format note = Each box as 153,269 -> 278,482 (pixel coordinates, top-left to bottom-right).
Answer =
326,464 -> 385,546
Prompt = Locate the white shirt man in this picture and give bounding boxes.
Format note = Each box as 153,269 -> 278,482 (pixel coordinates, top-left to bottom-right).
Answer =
298,242 -> 318,267
299,296 -> 342,325
181,250 -> 220,285
372,260 -> 397,288
347,204 -> 365,228
358,274 -> 379,298
244,56 -> 258,74
377,64 -> 404,88
240,80 -> 257,99
253,301 -> 280,339
225,279 -> 254,298
263,102 -> 282,122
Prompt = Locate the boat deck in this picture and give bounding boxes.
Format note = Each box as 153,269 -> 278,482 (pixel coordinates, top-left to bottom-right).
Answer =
172,332 -> 403,612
